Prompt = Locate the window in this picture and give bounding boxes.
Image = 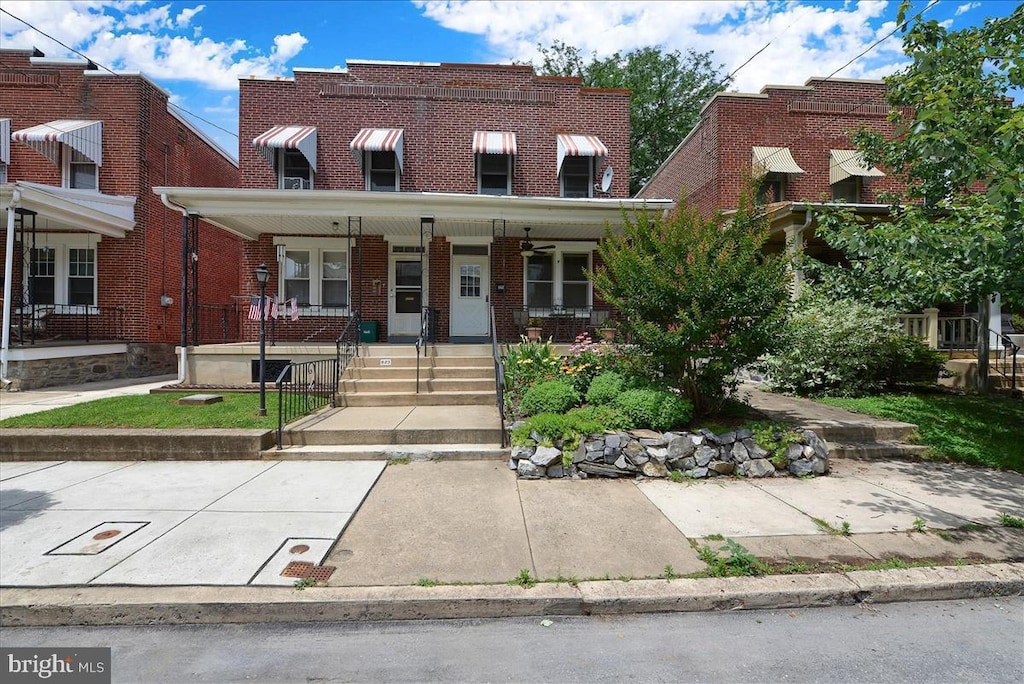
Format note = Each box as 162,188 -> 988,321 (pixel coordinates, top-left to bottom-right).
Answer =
276,239 -> 349,312
831,177 -> 861,202
478,153 -> 511,195
279,149 -> 313,190
64,147 -> 97,190
0,163 -> 7,183
25,240 -> 96,307
561,156 -> 592,198
367,151 -> 399,191
525,246 -> 594,310
756,174 -> 786,204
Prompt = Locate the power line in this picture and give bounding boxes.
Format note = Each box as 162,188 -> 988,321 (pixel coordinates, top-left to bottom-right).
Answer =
0,7 -> 239,140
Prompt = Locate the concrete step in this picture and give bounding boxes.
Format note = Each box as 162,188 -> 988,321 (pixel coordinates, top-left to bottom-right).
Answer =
349,356 -> 493,369
262,444 -> 508,461
343,366 -> 494,380
340,391 -> 497,407
286,427 -> 504,446
361,344 -> 493,358
829,441 -> 930,459
341,378 -> 496,393
798,421 -> 918,444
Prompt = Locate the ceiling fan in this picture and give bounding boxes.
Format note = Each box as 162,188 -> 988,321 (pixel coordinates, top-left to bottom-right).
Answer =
520,226 -> 555,257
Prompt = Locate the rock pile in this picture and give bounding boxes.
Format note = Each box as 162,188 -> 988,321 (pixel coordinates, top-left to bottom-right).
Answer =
510,427 -> 829,480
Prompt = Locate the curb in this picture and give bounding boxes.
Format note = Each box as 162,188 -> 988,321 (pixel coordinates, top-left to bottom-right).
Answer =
3,563 -> 1022,627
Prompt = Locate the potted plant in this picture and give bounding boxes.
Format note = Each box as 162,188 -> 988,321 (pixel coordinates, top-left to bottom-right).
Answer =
525,317 -> 544,341
599,318 -> 618,342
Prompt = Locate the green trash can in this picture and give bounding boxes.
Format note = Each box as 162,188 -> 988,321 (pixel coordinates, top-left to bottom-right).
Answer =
359,321 -> 378,343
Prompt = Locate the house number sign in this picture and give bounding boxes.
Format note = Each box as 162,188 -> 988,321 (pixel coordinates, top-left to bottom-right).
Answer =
379,358 -> 392,366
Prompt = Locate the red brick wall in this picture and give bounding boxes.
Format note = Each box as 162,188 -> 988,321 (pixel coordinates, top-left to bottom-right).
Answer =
638,79 -> 904,217
0,49 -> 240,345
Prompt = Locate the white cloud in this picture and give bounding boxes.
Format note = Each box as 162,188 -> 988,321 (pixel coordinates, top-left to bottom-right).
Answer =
119,4 -> 171,31
175,4 -> 205,27
955,2 -> 981,17
414,0 -> 908,92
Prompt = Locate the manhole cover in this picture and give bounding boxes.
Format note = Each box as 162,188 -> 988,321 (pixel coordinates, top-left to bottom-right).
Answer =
309,565 -> 336,583
281,561 -> 314,578
289,544 -> 310,555
93,529 -> 121,540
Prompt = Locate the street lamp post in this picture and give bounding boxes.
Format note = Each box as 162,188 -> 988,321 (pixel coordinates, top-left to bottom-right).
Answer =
254,263 -> 270,417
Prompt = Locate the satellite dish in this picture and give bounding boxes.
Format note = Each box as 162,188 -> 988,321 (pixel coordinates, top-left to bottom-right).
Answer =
598,166 -> 613,193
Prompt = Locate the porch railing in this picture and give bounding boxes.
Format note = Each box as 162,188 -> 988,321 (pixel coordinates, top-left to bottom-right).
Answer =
510,307 -> 612,343
988,327 -> 1020,391
195,302 -> 240,344
7,301 -> 126,345
415,306 -> 436,394
491,305 -> 507,447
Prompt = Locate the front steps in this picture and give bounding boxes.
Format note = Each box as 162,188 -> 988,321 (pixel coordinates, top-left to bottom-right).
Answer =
274,344 -> 506,460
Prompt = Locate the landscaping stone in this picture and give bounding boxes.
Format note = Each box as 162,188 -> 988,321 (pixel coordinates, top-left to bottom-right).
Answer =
531,446 -> 562,467
546,464 -> 565,479
789,459 -> 814,477
688,467 -> 709,479
667,435 -> 695,459
647,447 -> 668,464
709,460 -> 735,475
695,445 -> 717,467
730,441 -> 750,463
740,459 -> 776,478
641,461 -> 670,478
517,460 -> 545,479
735,428 -> 755,440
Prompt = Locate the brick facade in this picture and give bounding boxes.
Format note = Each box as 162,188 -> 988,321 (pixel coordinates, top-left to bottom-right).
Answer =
639,78 -> 904,216
1,49 -> 240,349
237,61 -> 631,343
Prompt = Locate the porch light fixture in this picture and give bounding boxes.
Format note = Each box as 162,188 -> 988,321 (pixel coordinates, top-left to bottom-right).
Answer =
254,263 -> 270,417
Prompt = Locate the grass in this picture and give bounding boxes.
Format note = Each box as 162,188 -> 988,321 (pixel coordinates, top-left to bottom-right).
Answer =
817,392 -> 1024,473
812,518 -> 852,536
999,513 -> 1024,529
0,392 -> 280,430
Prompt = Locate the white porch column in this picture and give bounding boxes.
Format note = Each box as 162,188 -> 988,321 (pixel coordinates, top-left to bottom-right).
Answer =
1,190 -> 20,385
923,307 -> 939,349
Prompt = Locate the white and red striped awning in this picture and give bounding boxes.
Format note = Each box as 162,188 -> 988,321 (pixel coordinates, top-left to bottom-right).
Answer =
11,119 -> 103,167
472,131 -> 517,155
556,134 -> 607,176
350,128 -> 404,171
252,125 -> 317,171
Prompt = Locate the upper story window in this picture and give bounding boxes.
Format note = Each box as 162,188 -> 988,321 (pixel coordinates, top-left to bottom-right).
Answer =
350,128 -> 404,192
756,173 -> 787,204
473,131 -> 517,196
829,150 -> 884,204
751,147 -> 804,203
367,151 -> 399,192
556,134 -> 607,199
11,119 -> 103,190
252,125 -> 318,189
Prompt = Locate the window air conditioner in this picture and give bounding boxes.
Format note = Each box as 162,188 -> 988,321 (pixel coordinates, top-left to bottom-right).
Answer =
283,176 -> 311,190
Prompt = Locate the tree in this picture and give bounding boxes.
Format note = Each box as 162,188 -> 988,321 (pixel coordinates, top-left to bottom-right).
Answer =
535,42 -> 730,195
591,185 -> 790,416
812,3 -> 1024,392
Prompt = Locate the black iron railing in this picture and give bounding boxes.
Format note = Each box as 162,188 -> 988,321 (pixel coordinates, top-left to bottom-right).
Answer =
511,306 -> 612,343
491,305 -> 507,447
195,302 -> 240,344
415,306 -> 436,394
8,300 -> 125,345
274,358 -> 340,449
988,327 -> 1020,392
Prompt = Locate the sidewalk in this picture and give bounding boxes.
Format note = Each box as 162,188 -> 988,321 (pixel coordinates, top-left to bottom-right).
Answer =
0,375 -> 177,420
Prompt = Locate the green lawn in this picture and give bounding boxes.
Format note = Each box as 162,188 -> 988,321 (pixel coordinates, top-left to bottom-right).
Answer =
0,392 -> 280,430
817,392 -> 1024,473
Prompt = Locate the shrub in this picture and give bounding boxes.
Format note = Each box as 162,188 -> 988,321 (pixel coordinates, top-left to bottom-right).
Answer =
612,388 -> 693,431
520,380 -> 580,416
654,392 -> 694,431
883,335 -> 946,386
560,332 -> 619,395
511,413 -> 570,446
760,290 -> 939,397
586,372 -> 625,405
512,406 -> 633,448
503,338 -> 562,414
565,405 -> 633,433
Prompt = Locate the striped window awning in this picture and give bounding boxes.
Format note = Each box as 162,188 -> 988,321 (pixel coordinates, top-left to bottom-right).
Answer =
350,128 -> 404,171
556,134 -> 608,175
830,149 -> 885,185
473,131 -> 517,155
253,125 -> 317,171
1,119 -> 10,165
12,119 -> 103,167
752,146 -> 804,175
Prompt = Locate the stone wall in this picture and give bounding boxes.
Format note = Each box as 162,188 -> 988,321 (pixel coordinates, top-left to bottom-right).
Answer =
511,427 -> 829,480
3,343 -> 176,391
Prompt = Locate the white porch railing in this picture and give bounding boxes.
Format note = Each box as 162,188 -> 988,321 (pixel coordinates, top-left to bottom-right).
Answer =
897,308 -> 939,349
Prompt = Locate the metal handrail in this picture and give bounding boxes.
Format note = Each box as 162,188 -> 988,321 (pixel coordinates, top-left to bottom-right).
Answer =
415,306 -> 432,394
491,305 -> 508,447
986,325 -> 1020,392
274,357 -> 339,450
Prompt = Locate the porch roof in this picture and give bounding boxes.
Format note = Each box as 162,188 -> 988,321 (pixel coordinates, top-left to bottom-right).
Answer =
1,181 -> 136,238
154,187 -> 675,242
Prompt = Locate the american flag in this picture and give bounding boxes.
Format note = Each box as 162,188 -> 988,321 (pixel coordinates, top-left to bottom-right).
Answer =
289,297 -> 299,321
248,295 -> 272,321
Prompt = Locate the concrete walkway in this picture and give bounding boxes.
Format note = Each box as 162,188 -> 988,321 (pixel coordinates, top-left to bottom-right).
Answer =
0,375 -> 177,420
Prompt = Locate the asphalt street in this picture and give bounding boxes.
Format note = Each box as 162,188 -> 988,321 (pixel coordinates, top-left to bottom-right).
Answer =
4,597 -> 1022,683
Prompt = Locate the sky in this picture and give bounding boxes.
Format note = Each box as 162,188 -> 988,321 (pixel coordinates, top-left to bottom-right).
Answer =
0,0 -> 1019,159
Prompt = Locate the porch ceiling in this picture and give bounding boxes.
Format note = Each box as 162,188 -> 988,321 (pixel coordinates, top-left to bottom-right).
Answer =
154,187 -> 675,241
1,182 -> 136,238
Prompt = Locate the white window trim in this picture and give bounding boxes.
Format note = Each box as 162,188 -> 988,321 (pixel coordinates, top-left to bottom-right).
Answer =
365,150 -> 400,192
523,242 -> 596,314
477,153 -> 512,195
272,236 -> 350,315
24,234 -> 100,313
61,144 -> 99,191
560,157 -> 593,198
278,148 -> 314,190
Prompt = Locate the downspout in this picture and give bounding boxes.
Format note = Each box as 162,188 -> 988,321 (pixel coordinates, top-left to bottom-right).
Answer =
1,188 -> 22,387
159,193 -> 190,384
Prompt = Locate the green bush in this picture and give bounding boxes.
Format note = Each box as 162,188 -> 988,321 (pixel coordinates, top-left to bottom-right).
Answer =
503,339 -> 563,414
760,291 -> 942,397
512,406 -> 633,447
585,372 -> 625,406
520,380 -> 580,416
612,388 -> 693,431
654,392 -> 694,431
511,413 -> 570,446
565,405 -> 633,433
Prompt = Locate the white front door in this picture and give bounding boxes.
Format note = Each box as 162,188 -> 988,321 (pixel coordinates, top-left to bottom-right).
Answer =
450,252 -> 489,337
389,250 -> 424,337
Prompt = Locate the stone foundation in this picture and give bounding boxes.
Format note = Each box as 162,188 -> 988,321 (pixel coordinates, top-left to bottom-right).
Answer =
511,427 -> 829,480
2,344 -> 176,391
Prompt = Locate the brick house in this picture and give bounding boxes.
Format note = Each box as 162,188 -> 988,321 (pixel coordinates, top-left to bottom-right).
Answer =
1,48 -> 240,390
157,59 -> 673,370
638,76 -> 1006,348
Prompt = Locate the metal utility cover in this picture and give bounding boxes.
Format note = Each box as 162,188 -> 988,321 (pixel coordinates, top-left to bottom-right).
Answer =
46,521 -> 149,555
